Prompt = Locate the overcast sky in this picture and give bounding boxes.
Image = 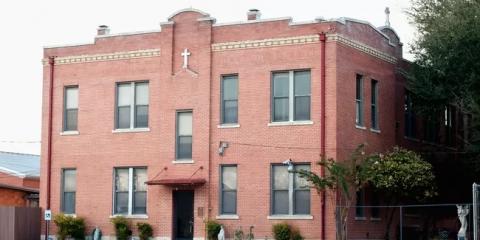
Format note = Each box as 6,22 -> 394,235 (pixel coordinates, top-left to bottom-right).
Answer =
0,0 -> 415,155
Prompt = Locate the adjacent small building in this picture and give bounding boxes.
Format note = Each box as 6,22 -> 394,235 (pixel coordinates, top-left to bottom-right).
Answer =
0,151 -> 40,207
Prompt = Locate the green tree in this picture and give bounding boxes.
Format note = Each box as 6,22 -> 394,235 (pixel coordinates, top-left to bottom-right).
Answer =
408,0 -> 480,153
362,147 -> 437,239
296,145 -> 369,240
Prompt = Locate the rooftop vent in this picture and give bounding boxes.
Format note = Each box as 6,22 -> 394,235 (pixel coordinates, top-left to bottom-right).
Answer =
247,9 -> 261,21
97,25 -> 110,36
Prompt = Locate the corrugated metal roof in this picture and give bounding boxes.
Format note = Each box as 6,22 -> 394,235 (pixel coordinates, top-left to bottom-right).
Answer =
0,151 -> 40,178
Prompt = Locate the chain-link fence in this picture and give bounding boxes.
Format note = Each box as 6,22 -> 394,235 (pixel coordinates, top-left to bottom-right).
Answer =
338,203 -> 472,240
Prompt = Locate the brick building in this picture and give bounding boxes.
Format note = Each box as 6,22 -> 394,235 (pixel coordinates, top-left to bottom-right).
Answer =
0,151 -> 40,207
41,8 -> 412,240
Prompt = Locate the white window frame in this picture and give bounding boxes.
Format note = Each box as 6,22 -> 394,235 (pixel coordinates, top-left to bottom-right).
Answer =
113,167 -> 147,216
63,86 -> 79,132
271,70 -> 311,123
355,74 -> 364,127
115,81 -> 149,130
271,164 -> 311,216
371,79 -> 379,130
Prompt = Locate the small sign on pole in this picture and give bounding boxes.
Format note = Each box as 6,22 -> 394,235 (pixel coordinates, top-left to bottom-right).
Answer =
44,209 -> 52,221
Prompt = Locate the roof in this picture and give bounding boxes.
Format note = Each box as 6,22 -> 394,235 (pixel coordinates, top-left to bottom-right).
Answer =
0,151 -> 40,178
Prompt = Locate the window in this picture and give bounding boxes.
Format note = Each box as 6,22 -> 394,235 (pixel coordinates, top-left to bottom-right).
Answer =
221,75 -> 238,124
271,164 -> 310,215
116,82 -> 149,129
404,90 -> 416,138
445,106 -> 455,146
61,169 -> 76,214
272,70 -> 311,122
176,111 -> 193,160
371,80 -> 379,129
64,86 -> 78,131
371,191 -> 380,219
355,74 -> 364,126
220,165 -> 237,215
424,115 -> 438,143
355,189 -> 366,218
114,167 -> 147,215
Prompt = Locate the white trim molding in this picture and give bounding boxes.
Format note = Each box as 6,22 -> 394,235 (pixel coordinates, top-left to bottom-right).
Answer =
42,48 -> 161,66
212,35 -> 320,52
267,215 -> 313,220
216,215 -> 240,220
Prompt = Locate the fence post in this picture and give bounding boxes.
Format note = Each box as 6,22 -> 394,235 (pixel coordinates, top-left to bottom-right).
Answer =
399,206 -> 403,240
474,183 -> 476,240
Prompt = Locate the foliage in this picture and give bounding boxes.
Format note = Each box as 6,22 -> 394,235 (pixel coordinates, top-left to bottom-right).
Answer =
234,227 -> 244,240
272,223 -> 291,240
408,0 -> 480,153
363,147 -> 437,202
290,229 -> 304,240
111,216 -> 132,240
206,220 -> 221,240
296,145 -> 368,240
137,222 -> 153,240
246,226 -> 254,240
53,213 -> 86,240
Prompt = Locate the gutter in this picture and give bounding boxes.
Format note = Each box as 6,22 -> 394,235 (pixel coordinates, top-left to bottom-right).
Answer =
319,33 -> 327,240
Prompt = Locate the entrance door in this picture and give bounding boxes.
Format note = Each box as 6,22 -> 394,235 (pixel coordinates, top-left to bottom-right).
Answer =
173,190 -> 194,240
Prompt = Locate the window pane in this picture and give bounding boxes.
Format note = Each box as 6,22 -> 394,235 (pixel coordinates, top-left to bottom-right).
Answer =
135,83 -> 149,105
371,105 -> 377,129
178,136 -> 192,159
294,96 -> 310,121
371,80 -> 378,103
294,71 -> 310,96
274,98 -> 289,121
115,169 -> 129,191
222,191 -> 237,214
273,166 -> 289,190
65,109 -> 78,131
356,190 -> 365,217
115,192 -> 129,214
134,168 -> 147,191
118,84 -> 131,106
66,87 -> 78,109
294,165 -> 310,189
64,170 -> 76,192
273,73 -> 289,97
118,106 -> 131,129
135,106 -> 148,128
294,190 -> 310,214
273,190 -> 289,214
356,75 -> 363,100
222,166 -> 237,190
63,192 -> 76,214
223,100 -> 238,124
178,112 -> 192,136
356,101 -> 363,125
223,76 -> 238,100
133,191 -> 147,214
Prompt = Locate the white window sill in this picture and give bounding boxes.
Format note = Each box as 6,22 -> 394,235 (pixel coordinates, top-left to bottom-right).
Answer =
110,214 -> 148,219
63,213 -> 77,217
268,120 -> 313,127
370,128 -> 381,133
370,217 -> 381,221
172,160 -> 195,164
112,128 -> 150,133
355,216 -> 367,221
216,215 -> 239,220
60,131 -> 79,136
217,124 -> 240,129
355,125 -> 367,130
267,215 -> 313,220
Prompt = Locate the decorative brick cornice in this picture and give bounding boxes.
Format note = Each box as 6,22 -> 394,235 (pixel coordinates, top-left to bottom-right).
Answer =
211,35 -> 320,52
42,48 -> 161,66
327,34 -> 397,64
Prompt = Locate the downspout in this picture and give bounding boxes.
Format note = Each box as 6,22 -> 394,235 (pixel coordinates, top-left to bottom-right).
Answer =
319,33 -> 327,240
207,22 -> 214,240
46,56 -> 55,239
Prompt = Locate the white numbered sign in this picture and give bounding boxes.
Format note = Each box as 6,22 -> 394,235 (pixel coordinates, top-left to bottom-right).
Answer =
44,210 -> 52,221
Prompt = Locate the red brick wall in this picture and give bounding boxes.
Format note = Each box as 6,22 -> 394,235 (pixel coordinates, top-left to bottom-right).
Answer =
0,188 -> 28,206
40,9 -> 404,239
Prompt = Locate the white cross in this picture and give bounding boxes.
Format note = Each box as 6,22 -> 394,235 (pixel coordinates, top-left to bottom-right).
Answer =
181,48 -> 191,69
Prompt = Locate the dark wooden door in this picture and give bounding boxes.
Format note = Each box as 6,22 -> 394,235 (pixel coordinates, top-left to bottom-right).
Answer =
173,191 -> 194,240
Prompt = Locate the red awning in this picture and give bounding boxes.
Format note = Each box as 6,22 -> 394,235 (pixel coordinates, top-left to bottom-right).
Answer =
146,178 -> 206,186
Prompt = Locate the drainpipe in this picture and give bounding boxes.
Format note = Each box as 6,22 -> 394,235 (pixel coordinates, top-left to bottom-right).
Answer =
45,56 -> 55,239
319,33 -> 327,240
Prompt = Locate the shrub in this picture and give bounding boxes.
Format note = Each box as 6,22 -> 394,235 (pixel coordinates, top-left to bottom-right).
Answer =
290,229 -> 304,240
111,216 -> 132,240
53,213 -> 86,240
206,220 -> 221,240
137,222 -> 153,240
234,227 -> 244,240
272,223 -> 291,240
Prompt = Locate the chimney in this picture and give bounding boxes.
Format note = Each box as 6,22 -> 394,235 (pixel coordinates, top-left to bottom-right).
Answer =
97,25 -> 110,36
247,9 -> 261,21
